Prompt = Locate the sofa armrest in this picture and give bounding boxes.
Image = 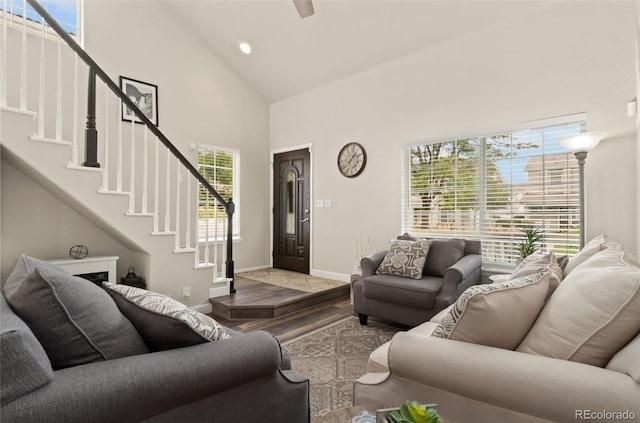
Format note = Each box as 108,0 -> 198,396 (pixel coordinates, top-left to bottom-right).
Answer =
445,254 -> 481,282
438,254 -> 481,301
361,250 -> 388,278
2,331 -> 305,423
384,332 -> 640,422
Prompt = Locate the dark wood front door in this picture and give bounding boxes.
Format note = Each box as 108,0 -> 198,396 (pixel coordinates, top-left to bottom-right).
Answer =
273,149 -> 311,274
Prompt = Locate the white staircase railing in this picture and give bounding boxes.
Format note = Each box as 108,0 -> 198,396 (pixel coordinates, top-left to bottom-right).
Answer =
0,1 -> 236,294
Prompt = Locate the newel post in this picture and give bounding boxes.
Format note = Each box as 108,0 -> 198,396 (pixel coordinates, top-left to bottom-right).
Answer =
225,199 -> 236,293
83,68 -> 100,168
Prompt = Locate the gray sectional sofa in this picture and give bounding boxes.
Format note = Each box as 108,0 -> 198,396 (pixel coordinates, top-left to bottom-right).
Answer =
0,256 -> 309,422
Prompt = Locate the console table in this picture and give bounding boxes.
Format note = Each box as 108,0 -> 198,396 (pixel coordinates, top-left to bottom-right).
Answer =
47,256 -> 119,285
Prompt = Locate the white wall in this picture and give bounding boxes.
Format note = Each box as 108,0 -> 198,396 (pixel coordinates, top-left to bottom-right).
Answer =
0,159 -> 133,281
636,0 -> 640,258
83,0 -> 271,272
271,1 -> 638,276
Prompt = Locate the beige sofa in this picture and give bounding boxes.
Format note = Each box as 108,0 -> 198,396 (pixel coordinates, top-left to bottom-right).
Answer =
354,235 -> 640,423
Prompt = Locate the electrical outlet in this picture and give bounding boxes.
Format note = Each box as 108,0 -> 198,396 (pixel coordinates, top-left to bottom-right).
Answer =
182,287 -> 191,300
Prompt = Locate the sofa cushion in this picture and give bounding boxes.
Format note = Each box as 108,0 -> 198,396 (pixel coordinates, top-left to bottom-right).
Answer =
377,239 -> 431,279
517,246 -> 640,367
508,252 -> 563,298
0,292 -> 53,405
424,239 -> 466,277
362,274 -> 443,309
367,321 -> 439,373
606,332 -> 640,383
431,271 -> 551,350
3,256 -> 149,370
563,233 -> 620,277
103,283 -> 230,351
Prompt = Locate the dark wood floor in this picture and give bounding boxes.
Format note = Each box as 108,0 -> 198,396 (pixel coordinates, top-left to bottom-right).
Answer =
212,295 -> 355,343
209,276 -> 350,321
208,274 -> 407,343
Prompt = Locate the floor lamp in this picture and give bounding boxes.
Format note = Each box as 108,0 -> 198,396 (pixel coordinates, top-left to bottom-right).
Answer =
558,132 -> 607,250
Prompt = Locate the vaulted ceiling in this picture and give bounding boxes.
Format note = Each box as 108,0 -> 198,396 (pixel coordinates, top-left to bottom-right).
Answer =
161,0 -> 553,103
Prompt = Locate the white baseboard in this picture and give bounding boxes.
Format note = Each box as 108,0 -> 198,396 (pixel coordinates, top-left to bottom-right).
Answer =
209,286 -> 229,298
193,303 -> 213,314
235,264 -> 270,273
310,269 -> 350,283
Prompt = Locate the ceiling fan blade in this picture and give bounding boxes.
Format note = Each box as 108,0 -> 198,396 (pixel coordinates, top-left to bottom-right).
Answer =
293,0 -> 314,18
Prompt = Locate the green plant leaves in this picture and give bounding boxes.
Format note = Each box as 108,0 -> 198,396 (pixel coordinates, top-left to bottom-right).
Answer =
387,401 -> 442,423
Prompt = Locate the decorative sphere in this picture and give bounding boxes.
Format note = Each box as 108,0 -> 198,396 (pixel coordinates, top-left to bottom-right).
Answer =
69,245 -> 89,259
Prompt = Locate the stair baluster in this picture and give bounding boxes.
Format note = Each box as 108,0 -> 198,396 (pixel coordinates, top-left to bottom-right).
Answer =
19,0 -> 26,110
142,128 -> 149,214
0,0 -> 7,107
128,119 -> 135,213
175,160 -> 181,250
101,92 -> 109,190
69,54 -> 79,165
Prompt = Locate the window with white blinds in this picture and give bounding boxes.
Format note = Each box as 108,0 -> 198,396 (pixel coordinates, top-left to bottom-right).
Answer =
197,146 -> 240,241
402,115 -> 585,265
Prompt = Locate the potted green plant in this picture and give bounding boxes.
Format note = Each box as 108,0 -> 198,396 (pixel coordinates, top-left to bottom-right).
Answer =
386,401 -> 442,423
515,226 -> 542,260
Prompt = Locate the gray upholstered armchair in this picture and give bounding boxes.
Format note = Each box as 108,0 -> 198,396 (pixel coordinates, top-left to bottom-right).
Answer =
354,237 -> 482,327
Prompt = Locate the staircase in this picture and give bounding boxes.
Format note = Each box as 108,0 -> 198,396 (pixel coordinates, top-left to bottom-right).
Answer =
0,0 -> 235,306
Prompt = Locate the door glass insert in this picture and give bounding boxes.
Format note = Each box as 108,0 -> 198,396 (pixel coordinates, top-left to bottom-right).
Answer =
286,169 -> 296,234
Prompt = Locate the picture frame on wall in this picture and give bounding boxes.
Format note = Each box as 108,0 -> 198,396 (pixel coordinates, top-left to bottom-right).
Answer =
120,76 -> 159,126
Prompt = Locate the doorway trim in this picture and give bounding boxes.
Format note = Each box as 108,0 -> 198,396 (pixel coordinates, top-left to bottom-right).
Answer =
270,143 -> 314,272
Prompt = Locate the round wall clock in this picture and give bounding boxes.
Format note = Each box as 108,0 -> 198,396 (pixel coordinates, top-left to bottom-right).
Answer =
337,142 -> 367,178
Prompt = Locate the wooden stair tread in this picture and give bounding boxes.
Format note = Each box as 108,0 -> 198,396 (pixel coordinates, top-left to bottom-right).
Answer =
210,277 -> 349,320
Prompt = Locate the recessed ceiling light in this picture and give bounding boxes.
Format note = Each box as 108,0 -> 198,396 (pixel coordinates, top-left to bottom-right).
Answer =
239,41 -> 251,54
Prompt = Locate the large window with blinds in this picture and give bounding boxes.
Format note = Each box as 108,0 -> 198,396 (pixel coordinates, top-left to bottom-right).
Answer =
402,115 -> 585,265
197,146 -> 240,241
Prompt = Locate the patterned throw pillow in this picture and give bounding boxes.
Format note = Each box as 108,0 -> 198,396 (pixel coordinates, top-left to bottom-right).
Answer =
376,239 -> 432,279
508,252 -> 563,298
103,283 -> 230,351
431,271 -> 551,350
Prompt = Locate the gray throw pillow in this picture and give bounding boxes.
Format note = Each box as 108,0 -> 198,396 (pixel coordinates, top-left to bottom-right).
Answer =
0,293 -> 53,405
423,239 -> 466,277
3,255 -> 149,370
103,283 -> 230,351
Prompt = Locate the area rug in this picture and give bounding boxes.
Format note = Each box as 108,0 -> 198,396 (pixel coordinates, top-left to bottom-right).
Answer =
238,268 -> 346,293
284,316 -> 398,420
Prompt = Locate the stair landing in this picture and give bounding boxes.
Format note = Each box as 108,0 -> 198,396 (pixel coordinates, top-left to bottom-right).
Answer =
210,276 -> 350,320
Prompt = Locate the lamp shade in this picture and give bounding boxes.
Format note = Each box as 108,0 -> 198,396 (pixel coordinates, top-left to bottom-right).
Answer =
558,132 -> 607,153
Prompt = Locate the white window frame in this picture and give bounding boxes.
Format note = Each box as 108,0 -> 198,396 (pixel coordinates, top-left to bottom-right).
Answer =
1,0 -> 83,41
401,113 -> 586,267
197,144 -> 240,243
